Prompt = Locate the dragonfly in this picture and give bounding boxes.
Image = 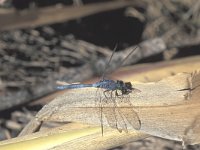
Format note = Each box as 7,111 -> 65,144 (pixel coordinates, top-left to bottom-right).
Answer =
57,46 -> 141,134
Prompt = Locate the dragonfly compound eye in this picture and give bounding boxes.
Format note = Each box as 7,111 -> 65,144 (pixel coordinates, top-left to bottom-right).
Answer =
125,82 -> 132,90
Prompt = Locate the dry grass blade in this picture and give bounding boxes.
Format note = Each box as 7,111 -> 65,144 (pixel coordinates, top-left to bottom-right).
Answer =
17,69 -> 200,148
0,123 -> 147,150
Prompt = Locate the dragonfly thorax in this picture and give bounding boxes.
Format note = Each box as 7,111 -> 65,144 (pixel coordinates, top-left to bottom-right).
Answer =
96,79 -> 117,90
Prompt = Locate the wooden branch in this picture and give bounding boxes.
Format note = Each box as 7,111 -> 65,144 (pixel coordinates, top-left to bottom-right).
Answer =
0,1 -> 140,31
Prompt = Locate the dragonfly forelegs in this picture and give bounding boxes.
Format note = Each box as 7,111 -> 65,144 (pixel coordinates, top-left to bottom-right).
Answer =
103,90 -> 112,99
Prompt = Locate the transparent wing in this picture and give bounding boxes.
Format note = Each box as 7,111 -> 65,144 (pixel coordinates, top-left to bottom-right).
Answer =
102,96 -> 119,130
95,88 -> 141,133
116,92 -> 141,130
96,89 -> 129,133
96,88 -> 118,132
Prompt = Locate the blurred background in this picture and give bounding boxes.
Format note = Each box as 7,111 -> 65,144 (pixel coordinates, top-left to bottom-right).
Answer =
0,0 -> 200,149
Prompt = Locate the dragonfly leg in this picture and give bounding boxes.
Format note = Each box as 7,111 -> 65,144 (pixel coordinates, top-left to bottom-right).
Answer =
115,90 -> 123,97
111,90 -> 117,99
103,90 -> 111,100
115,90 -> 121,96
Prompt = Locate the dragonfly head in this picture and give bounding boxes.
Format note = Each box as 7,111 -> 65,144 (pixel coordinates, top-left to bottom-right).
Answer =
116,80 -> 131,94
116,80 -> 133,94
124,82 -> 133,94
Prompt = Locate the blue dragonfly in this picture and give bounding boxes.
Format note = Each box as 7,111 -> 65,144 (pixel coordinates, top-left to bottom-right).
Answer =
57,46 -> 141,134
